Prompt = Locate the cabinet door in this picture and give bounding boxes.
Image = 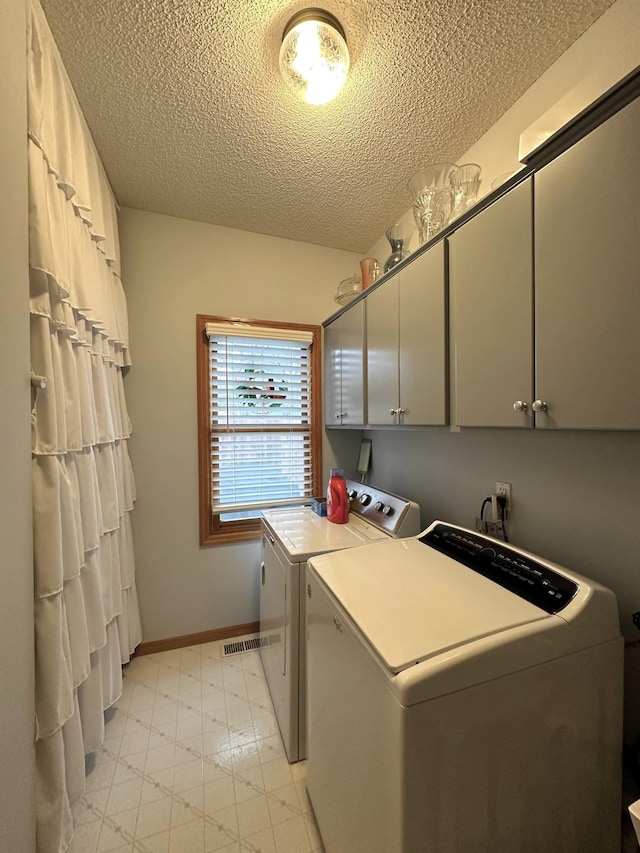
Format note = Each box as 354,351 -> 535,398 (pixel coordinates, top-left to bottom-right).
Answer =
323,320 -> 341,426
399,240 -> 447,425
339,302 -> 366,425
449,179 -> 534,427
366,279 -> 399,425
535,97 -> 640,429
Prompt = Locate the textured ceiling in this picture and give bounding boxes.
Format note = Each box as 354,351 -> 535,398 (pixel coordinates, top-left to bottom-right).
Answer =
40,0 -> 615,253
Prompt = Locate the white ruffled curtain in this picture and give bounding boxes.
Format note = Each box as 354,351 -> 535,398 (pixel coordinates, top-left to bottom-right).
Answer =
28,1 -> 142,850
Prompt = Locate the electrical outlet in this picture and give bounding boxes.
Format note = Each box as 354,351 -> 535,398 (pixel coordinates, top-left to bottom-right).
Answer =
495,481 -> 512,511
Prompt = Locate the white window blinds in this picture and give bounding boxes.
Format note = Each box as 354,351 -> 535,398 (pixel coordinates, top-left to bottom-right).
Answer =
207,324 -> 314,516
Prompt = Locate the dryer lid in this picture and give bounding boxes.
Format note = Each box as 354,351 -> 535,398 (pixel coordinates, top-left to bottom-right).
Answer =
308,537 -> 552,674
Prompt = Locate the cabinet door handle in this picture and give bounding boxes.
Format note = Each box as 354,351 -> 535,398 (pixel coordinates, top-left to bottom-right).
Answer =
261,562 -> 265,585
397,408 -> 405,415
389,408 -> 398,416
513,401 -> 528,413
532,400 -> 548,413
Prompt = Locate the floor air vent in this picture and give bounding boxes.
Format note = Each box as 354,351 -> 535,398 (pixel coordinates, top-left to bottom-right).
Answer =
222,636 -> 269,656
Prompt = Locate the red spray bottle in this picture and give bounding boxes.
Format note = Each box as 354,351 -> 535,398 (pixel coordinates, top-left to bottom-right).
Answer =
327,468 -> 349,524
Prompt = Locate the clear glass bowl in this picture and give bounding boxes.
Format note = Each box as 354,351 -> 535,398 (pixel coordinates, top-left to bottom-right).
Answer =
335,274 -> 362,305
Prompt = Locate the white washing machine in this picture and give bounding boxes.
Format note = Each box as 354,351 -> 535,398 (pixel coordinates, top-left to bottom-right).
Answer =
306,520 -> 623,853
260,480 -> 420,763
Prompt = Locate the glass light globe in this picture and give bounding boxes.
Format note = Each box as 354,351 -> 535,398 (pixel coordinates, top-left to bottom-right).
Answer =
279,13 -> 349,106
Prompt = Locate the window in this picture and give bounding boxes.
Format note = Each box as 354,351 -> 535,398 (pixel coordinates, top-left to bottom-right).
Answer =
197,314 -> 322,545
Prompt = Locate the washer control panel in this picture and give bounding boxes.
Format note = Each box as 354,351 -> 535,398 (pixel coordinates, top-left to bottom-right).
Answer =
346,480 -> 417,537
420,523 -> 578,614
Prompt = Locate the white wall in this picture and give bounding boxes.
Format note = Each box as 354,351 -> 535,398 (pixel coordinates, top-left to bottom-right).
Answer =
365,428 -> 640,623
119,208 -> 362,642
0,0 -> 36,849
461,0 -> 640,196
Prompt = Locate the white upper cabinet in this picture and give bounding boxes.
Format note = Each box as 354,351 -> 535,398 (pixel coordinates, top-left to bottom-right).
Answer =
367,241 -> 447,426
449,179 -> 534,428
324,301 -> 366,427
534,96 -> 640,430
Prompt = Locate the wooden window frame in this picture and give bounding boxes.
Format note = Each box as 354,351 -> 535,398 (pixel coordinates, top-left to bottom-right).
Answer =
196,314 -> 323,546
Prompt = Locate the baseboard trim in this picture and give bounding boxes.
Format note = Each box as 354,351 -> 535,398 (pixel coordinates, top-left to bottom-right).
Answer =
132,621 -> 260,657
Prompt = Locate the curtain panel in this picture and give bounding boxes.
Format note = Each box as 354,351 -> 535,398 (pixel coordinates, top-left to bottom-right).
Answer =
28,1 -> 142,850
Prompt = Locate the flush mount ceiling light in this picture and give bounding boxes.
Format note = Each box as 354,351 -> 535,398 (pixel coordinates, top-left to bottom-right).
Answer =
279,8 -> 349,106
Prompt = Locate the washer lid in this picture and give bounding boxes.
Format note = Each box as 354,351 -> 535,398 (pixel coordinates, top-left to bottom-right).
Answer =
309,537 -> 552,674
262,507 -> 388,561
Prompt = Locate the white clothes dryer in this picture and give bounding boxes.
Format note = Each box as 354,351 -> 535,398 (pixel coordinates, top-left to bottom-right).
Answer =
306,521 -> 623,853
259,480 -> 420,763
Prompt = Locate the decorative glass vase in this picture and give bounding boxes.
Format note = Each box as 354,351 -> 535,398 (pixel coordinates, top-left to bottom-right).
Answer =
408,163 -> 457,245
449,163 -> 481,221
383,223 -> 415,273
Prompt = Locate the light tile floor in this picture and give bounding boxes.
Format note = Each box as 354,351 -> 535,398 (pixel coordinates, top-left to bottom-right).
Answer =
68,636 -> 325,853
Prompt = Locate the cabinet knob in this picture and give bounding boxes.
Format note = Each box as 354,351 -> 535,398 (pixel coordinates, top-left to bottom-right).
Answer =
397,408 -> 405,415
513,401 -> 528,413
532,400 -> 548,413
389,408 -> 397,416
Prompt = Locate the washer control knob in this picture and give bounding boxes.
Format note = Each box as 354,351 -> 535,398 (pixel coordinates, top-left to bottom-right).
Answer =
359,493 -> 372,506
532,400 -> 548,413
513,401 -> 528,413
348,489 -> 358,500
382,505 -> 394,516
374,501 -> 383,511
